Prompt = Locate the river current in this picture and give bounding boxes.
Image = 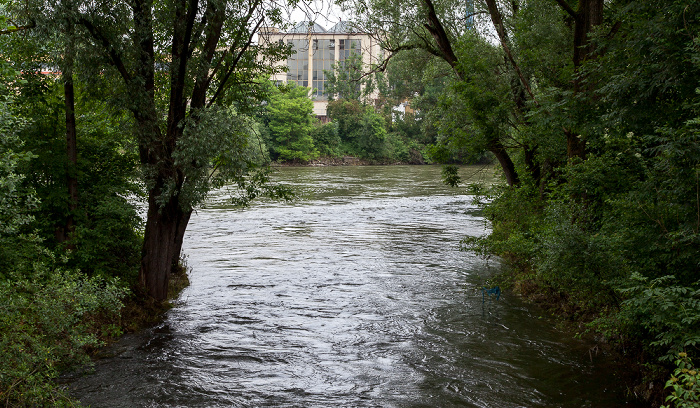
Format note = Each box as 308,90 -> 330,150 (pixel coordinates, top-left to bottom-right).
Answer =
69,165 -> 636,407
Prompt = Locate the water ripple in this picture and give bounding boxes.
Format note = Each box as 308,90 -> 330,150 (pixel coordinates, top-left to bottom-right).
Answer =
70,166 -> 637,408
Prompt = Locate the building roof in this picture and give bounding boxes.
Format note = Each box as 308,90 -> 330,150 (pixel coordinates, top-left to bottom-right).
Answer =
327,21 -> 358,33
289,21 -> 327,34
281,20 -> 362,35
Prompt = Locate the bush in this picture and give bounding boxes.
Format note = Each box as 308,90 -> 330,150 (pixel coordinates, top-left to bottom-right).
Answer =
662,353 -> 700,408
611,275 -> 700,362
311,122 -> 341,157
0,263 -> 126,406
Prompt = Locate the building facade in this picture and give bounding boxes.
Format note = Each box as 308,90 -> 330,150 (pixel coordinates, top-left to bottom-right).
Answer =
260,21 -> 382,119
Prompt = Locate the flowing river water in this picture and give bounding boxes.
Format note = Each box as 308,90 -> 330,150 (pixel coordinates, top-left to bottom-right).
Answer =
69,165 -> 639,407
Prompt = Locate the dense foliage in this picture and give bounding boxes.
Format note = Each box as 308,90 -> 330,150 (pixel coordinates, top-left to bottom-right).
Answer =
258,37 -> 463,164
461,0 -> 700,368
264,83 -> 319,162
0,0 -> 291,404
259,87 -> 433,164
343,0 -> 700,403
0,79 -> 128,406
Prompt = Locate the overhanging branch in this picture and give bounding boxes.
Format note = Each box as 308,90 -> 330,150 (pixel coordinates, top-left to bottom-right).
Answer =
553,0 -> 577,18
78,16 -> 132,83
0,21 -> 35,35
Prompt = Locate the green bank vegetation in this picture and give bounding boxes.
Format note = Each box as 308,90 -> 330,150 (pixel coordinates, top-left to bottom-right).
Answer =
257,50 -> 436,165
341,0 -> 700,404
0,0 -> 292,404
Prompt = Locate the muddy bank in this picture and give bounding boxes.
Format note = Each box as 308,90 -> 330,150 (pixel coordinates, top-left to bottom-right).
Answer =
272,155 -> 425,167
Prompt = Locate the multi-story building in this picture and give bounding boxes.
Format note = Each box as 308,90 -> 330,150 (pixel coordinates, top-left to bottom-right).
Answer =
259,21 -> 382,120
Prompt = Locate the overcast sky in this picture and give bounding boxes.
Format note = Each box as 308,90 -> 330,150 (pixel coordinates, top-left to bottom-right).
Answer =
287,0 -> 350,31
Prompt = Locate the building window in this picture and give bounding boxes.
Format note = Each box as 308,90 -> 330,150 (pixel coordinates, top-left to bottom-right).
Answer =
339,39 -> 361,68
286,39 -> 308,87
338,39 -> 362,98
311,39 -> 334,100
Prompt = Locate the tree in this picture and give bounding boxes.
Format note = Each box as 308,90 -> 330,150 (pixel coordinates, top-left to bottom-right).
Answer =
324,45 -> 375,102
326,98 -> 366,145
355,109 -> 387,159
345,0 -> 523,184
266,83 -> 318,162
38,0 -> 293,300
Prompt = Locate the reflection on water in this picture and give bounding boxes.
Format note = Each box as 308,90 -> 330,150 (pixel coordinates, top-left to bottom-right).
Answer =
69,165 -> 637,407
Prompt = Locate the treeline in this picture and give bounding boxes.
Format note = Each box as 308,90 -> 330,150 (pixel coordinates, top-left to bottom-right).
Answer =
343,0 -> 700,404
256,83 -> 429,164
256,49 -> 471,165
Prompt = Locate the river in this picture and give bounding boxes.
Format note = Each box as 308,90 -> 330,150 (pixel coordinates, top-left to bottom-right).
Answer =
69,165 -> 638,407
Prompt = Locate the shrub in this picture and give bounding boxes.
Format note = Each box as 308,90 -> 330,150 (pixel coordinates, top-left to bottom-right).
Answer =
0,263 -> 126,406
311,122 -> 341,157
662,353 -> 700,408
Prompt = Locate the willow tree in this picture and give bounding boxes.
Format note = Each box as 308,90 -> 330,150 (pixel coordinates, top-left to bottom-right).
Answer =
345,0 -> 609,185
345,0 -> 523,184
59,0 -> 292,300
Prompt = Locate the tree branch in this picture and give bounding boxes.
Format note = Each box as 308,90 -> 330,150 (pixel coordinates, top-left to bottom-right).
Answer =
484,0 -> 538,104
422,0 -> 461,78
207,12 -> 263,107
168,0 -> 200,137
0,21 -> 35,35
553,0 -> 577,18
205,0 -> 260,88
78,16 -> 132,83
607,20 -> 621,39
356,43 -> 426,81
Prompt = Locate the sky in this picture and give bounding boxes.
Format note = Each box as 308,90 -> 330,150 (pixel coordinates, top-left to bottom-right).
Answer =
287,0 -> 350,31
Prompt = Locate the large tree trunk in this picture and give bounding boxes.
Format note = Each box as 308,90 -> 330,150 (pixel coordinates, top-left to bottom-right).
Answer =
565,128 -> 586,160
555,0 -> 604,161
58,15 -> 78,244
490,140 -> 519,187
139,182 -> 191,301
572,0 -> 604,69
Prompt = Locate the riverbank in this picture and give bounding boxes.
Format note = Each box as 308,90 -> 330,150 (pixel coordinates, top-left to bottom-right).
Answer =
492,267 -> 667,406
275,156 -> 372,166
55,264 -> 191,405
461,164 -> 700,408
271,154 -> 428,167
118,262 -> 191,334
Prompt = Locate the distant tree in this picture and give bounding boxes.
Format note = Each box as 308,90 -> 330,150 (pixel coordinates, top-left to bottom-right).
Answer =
324,45 -> 375,102
311,122 -> 341,157
326,98 -> 365,145
267,84 -> 318,162
355,109 -> 387,159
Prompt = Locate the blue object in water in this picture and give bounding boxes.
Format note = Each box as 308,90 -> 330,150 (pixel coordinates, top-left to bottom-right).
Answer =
482,286 -> 501,303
